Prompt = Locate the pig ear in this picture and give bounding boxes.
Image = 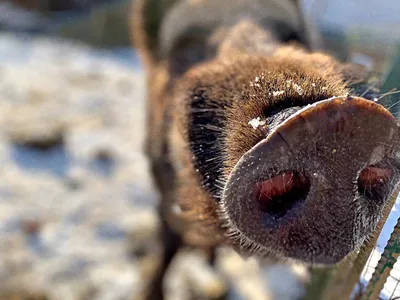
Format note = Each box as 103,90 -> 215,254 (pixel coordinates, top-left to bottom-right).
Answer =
131,0 -> 178,67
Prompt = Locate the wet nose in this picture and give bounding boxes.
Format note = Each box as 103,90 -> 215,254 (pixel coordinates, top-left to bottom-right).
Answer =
220,96 -> 399,264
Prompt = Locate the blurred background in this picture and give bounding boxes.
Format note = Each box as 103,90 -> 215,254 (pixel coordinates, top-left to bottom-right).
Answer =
0,0 -> 399,299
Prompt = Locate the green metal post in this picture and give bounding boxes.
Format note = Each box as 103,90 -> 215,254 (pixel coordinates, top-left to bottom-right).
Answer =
363,218 -> 400,300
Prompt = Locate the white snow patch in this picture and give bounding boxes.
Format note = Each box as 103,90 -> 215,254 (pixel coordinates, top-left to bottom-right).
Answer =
272,91 -> 285,97
250,82 -> 261,88
293,83 -> 304,95
285,80 -> 304,95
248,117 -> 266,129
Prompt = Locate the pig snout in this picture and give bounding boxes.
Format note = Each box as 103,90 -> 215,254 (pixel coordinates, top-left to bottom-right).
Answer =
220,96 -> 400,264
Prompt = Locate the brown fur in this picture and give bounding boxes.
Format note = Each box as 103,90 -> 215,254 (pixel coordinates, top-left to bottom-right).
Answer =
132,0 -> 380,251
132,0 -> 397,297
170,45 -> 368,247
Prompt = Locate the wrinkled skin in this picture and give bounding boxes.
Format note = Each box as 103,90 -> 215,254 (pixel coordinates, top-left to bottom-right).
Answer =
132,0 -> 400,298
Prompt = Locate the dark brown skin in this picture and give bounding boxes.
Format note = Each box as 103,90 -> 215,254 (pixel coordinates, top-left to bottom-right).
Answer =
132,0 -> 400,298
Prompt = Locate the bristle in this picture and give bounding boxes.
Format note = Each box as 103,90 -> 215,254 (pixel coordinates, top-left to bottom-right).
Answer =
133,0 -> 396,262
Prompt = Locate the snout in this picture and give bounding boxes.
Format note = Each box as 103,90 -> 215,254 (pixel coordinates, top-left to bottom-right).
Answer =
221,96 -> 400,264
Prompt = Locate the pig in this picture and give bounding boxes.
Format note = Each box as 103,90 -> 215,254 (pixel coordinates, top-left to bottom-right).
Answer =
132,0 -> 400,298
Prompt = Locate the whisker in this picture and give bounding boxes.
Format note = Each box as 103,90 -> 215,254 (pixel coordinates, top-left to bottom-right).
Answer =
360,81 -> 379,98
385,99 -> 400,111
377,89 -> 400,101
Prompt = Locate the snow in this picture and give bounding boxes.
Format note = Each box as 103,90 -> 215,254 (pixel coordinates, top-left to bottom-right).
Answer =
272,90 -> 285,97
248,117 -> 266,129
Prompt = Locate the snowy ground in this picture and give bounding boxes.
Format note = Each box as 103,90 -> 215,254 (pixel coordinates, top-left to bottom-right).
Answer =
0,33 -> 152,300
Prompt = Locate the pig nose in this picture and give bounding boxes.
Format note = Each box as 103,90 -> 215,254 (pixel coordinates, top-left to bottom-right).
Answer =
220,96 -> 400,264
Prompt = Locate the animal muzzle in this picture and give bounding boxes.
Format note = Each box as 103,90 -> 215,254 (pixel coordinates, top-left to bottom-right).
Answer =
220,96 -> 400,264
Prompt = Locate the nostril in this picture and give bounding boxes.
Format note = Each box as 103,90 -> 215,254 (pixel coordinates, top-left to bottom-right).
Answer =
358,166 -> 393,202
252,171 -> 310,219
